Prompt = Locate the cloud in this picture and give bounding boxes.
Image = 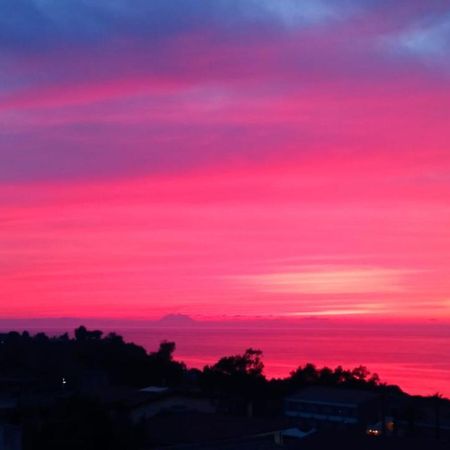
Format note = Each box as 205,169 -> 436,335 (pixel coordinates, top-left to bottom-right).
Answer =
235,267 -> 414,295
384,13 -> 450,65
245,0 -> 342,26
1,0 -> 450,184
286,306 -> 386,316
0,0 -> 347,55
1,164 -> 449,318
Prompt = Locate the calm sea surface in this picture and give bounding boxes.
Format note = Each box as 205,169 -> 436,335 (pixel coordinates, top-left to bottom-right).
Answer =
114,324 -> 450,398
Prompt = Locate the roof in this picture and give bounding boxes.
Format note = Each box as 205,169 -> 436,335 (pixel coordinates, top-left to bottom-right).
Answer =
95,387 -> 212,411
94,386 -> 173,410
140,386 -> 170,393
286,386 -> 379,406
146,412 -> 296,446
282,428 -> 316,439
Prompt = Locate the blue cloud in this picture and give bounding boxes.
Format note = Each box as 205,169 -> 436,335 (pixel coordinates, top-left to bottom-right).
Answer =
0,0 -> 354,54
384,12 -> 450,67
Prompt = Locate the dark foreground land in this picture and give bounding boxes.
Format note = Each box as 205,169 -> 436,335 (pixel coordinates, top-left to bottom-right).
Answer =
0,327 -> 449,449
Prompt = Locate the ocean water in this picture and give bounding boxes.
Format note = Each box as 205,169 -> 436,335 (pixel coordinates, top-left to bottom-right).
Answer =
118,324 -> 450,397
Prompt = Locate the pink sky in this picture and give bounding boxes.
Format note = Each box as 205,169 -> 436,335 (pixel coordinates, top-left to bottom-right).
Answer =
1,0 -> 450,321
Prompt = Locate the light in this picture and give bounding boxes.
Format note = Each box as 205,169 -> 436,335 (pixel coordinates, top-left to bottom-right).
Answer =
366,428 -> 381,436
62,377 -> 67,385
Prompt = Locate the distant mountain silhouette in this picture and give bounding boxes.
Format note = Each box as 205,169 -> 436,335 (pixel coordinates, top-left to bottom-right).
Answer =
157,314 -> 197,326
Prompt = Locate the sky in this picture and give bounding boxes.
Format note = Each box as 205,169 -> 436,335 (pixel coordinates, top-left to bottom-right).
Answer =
1,0 -> 450,320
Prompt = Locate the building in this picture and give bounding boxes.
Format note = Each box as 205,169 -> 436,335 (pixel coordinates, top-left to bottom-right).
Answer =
145,412 -> 307,448
99,387 -> 217,424
285,386 -> 379,429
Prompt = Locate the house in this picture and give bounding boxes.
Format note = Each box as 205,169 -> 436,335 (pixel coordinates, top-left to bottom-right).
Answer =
99,387 -> 217,424
285,386 -> 379,429
145,412 -> 306,448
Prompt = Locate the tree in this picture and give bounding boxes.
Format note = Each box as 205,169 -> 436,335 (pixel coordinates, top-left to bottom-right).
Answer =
155,341 -> 176,362
202,348 -> 266,409
147,341 -> 186,386
74,326 -> 88,342
209,348 -> 264,378
289,363 -> 319,386
75,326 -> 103,341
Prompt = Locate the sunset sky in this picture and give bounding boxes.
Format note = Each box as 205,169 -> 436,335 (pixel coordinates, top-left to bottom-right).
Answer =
1,0 -> 450,320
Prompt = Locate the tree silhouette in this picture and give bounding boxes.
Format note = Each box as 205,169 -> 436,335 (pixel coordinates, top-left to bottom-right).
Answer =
208,348 -> 264,377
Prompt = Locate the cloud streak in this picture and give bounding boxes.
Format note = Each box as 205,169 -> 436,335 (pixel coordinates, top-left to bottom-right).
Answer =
236,267 -> 413,295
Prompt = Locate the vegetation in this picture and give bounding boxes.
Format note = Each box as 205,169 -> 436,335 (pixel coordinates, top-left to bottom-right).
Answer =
0,327 -> 186,390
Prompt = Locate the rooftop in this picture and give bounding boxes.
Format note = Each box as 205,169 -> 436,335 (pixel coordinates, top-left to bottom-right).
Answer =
287,386 -> 379,406
146,412 -> 296,447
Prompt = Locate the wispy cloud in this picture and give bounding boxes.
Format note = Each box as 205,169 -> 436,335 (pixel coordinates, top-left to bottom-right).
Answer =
247,0 -> 344,26
384,13 -> 450,65
285,305 -> 387,316
235,267 -> 414,295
